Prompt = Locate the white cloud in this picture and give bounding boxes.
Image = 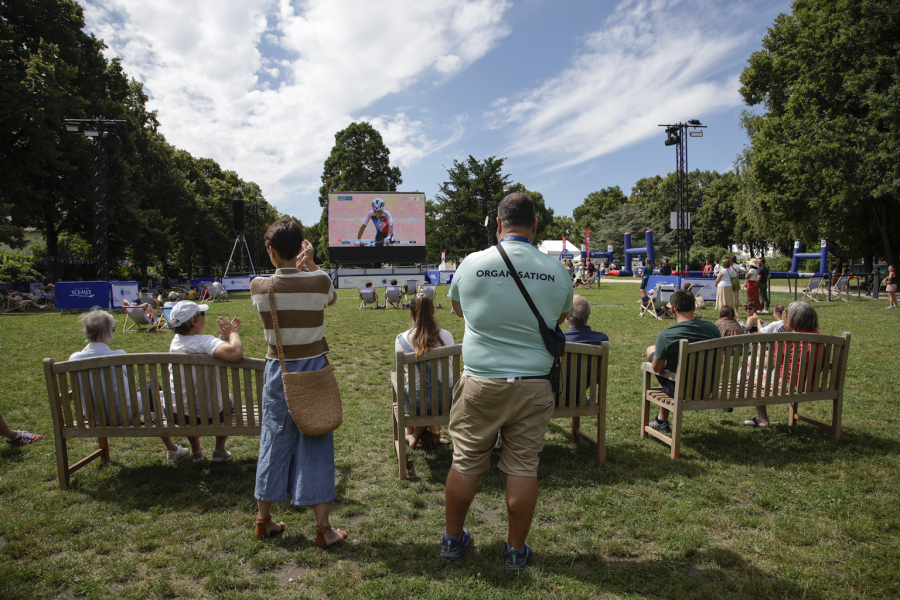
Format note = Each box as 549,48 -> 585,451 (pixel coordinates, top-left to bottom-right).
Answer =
81,0 -> 511,222
487,0 -> 762,171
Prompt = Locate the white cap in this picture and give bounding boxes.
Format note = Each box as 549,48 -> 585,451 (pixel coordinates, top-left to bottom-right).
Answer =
169,301 -> 209,327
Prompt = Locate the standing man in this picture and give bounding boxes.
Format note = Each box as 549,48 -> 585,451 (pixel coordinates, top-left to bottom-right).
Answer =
563,295 -> 609,345
645,290 -> 721,432
443,193 -> 573,571
659,258 -> 673,276
757,257 -> 770,314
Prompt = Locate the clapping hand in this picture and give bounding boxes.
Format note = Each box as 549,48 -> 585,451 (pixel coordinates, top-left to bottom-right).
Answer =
217,316 -> 241,338
296,239 -> 317,271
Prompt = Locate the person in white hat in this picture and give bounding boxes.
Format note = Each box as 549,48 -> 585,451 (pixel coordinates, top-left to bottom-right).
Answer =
168,300 -> 244,462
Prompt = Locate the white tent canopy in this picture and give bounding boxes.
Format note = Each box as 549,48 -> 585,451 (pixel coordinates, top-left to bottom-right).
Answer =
536,240 -> 581,260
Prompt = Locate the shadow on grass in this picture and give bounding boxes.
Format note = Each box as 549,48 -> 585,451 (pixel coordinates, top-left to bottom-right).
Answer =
273,540 -> 823,600
70,456 -> 355,511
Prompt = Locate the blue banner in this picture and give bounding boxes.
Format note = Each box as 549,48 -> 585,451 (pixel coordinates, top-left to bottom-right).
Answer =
55,281 -> 110,311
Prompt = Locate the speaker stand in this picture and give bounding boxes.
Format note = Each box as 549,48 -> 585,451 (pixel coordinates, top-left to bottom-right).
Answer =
224,234 -> 256,277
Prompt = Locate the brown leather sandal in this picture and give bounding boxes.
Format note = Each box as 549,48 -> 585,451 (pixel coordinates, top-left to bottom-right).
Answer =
254,516 -> 286,539
315,524 -> 347,548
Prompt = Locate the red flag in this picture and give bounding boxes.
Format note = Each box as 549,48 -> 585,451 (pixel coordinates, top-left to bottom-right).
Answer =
586,229 -> 591,258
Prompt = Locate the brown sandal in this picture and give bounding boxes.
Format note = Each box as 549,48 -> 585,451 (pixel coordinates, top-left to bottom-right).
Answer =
254,516 -> 286,539
315,524 -> 347,548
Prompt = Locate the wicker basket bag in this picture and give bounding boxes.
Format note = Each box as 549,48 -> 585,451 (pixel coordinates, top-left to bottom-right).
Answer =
268,277 -> 342,436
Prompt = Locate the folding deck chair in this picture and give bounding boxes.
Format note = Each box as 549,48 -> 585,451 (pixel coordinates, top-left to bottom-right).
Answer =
203,281 -> 227,303
122,305 -> 160,332
801,275 -> 828,302
418,284 -> 436,302
639,284 -> 675,319
358,287 -> 379,309
212,281 -> 229,301
833,273 -> 852,302
405,279 -> 418,297
1,290 -> 26,313
385,286 -> 404,309
689,284 -> 707,310
161,306 -> 176,330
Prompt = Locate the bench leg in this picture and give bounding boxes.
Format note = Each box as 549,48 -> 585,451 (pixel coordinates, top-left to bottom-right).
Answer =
392,387 -> 408,480
597,411 -> 605,463
54,434 -> 70,491
832,397 -> 843,441
788,402 -> 798,426
669,406 -> 683,460
99,437 -> 110,462
571,417 -> 580,444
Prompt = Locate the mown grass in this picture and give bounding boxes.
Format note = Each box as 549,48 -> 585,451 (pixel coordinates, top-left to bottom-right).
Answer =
0,281 -> 897,599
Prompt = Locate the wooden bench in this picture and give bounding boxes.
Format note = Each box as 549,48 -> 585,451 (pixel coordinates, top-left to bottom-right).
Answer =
390,341 -> 609,479
43,353 -> 266,490
640,332 -> 851,459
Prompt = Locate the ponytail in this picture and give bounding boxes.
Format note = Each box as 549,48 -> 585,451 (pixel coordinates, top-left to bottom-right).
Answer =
409,294 -> 443,356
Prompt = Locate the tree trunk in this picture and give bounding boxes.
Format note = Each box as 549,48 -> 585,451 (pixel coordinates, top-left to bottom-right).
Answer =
43,210 -> 60,282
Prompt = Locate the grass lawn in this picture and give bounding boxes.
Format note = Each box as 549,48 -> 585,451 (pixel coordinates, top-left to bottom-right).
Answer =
0,281 -> 897,599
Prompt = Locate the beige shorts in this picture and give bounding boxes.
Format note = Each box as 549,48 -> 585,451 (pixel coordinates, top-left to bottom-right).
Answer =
449,373 -> 555,478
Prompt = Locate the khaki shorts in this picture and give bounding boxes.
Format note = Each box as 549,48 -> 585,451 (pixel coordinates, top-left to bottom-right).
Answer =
449,373 -> 555,478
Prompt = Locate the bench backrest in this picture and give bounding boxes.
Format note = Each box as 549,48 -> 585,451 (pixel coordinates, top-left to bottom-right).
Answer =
43,353 -> 266,434
670,332 -> 851,405
395,341 -> 609,418
556,342 -> 609,415
395,344 -> 461,418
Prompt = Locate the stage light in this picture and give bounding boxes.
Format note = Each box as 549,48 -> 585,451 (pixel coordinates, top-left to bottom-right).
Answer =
84,130 -> 99,137
66,124 -> 81,133
690,131 -> 703,137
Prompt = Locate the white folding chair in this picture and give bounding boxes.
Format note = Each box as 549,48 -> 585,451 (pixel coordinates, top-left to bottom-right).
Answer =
358,288 -> 378,309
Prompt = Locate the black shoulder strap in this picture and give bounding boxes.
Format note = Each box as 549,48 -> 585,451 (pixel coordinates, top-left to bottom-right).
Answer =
496,243 -> 543,322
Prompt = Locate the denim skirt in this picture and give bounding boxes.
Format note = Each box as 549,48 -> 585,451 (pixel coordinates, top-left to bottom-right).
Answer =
254,356 -> 336,506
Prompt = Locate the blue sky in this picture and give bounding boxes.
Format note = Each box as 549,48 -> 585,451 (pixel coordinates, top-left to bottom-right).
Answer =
81,0 -> 791,228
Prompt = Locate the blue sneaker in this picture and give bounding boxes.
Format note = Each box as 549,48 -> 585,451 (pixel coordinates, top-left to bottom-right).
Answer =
505,542 -> 532,571
440,528 -> 471,559
648,418 -> 671,433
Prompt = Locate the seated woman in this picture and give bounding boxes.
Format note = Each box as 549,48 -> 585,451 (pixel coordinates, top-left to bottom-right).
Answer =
122,298 -> 157,322
715,305 -> 744,338
743,301 -> 821,428
68,308 -> 189,460
742,301 -> 764,333
760,304 -> 786,333
4,290 -> 47,311
395,293 -> 455,449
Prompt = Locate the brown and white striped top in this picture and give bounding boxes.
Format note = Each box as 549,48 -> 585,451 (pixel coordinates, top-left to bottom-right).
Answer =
250,268 -> 337,360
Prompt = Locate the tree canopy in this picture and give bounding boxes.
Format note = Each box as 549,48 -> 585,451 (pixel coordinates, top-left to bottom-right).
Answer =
739,0 -> 900,267
0,0 -> 278,281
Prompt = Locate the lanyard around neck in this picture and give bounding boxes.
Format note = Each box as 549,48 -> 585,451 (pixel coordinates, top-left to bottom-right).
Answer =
499,235 -> 531,245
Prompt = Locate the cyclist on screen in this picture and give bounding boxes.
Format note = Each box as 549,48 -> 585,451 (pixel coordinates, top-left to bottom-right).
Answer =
357,197 -> 395,246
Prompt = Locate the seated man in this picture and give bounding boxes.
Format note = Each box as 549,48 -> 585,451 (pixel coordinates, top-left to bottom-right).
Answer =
563,295 -> 609,345
645,289 -> 721,432
358,281 -> 379,308
3,290 -> 47,310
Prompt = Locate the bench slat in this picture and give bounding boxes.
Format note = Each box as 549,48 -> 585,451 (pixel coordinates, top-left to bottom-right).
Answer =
243,368 -> 255,427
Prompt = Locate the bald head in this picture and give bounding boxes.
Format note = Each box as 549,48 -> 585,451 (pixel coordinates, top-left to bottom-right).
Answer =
568,294 -> 591,326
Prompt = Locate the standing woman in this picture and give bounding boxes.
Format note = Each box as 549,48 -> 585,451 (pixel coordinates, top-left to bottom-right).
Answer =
715,258 -> 734,311
250,220 -> 346,548
745,258 -> 762,311
640,259 -> 655,311
885,265 -> 897,309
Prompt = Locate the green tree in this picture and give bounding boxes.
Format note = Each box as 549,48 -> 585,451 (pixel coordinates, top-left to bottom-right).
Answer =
591,202 -> 675,266
316,122 -> 402,262
739,0 -> 900,267
426,156 -> 510,263
572,186 -> 628,243
544,215 -> 577,246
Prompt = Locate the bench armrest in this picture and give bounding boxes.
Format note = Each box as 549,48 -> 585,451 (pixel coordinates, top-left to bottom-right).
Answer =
641,361 -> 676,381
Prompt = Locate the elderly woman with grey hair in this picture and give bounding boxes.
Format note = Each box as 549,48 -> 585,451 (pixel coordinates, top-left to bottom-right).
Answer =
68,308 -> 190,460
743,301 -> 821,428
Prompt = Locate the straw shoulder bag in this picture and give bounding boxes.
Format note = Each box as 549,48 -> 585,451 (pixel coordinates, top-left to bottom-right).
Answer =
268,276 -> 342,436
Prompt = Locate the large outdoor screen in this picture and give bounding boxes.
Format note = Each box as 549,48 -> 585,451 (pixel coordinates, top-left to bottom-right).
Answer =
327,192 -> 427,263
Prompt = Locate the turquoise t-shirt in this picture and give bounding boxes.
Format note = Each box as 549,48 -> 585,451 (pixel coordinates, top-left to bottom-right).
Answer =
449,241 -> 574,378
